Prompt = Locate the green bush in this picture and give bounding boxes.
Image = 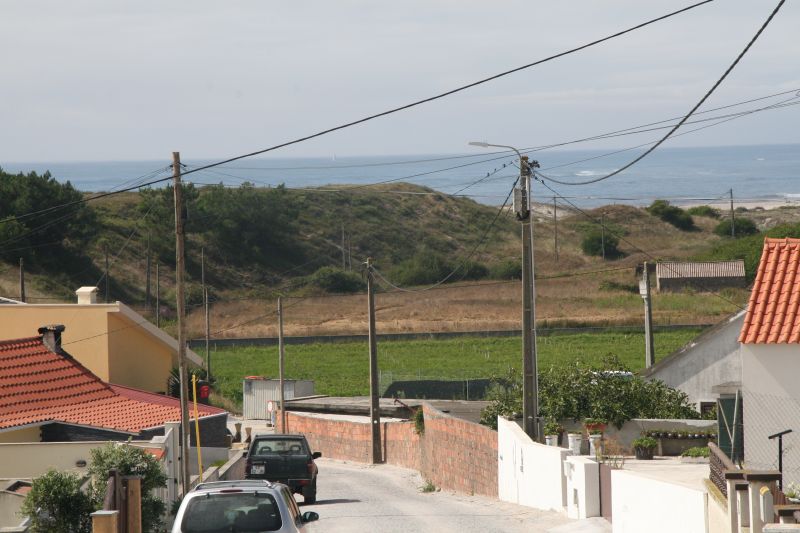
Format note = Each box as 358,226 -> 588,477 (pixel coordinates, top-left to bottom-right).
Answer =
713,218 -> 758,237
479,368 -> 523,430
686,205 -> 720,218
21,470 -> 94,533
632,436 -> 658,449
581,230 -> 621,258
460,260 -> 489,281
647,200 -> 696,231
489,260 -> 522,280
89,443 -> 168,533
389,252 -> 455,286
681,446 -> 710,458
308,266 -> 365,293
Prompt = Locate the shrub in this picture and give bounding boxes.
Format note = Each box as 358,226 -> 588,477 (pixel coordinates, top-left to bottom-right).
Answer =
413,408 -> 425,435
89,443 -> 168,533
21,470 -> 94,533
632,436 -> 658,449
389,252 -> 455,286
479,368 -> 522,430
460,260 -> 489,281
581,230 -> 621,258
686,205 -> 720,218
646,200 -> 696,231
489,260 -> 522,280
681,446 -> 710,458
713,218 -> 758,237
308,266 -> 365,293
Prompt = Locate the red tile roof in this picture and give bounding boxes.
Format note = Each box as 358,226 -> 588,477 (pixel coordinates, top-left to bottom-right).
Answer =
739,238 -> 800,344
0,335 -> 225,433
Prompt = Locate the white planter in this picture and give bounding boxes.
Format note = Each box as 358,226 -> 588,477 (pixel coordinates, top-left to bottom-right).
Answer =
567,433 -> 583,455
588,433 -> 603,457
545,435 -> 558,447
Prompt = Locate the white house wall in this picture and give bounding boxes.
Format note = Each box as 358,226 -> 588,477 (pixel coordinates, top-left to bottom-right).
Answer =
741,343 -> 800,484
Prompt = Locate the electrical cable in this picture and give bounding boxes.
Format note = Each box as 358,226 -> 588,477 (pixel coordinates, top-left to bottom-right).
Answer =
530,0 -> 787,186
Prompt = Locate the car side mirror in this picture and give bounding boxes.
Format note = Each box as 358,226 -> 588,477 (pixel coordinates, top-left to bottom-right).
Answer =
312,451 -> 322,459
301,511 -> 319,523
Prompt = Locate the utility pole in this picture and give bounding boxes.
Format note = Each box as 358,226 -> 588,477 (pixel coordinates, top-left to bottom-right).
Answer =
155,263 -> 160,328
639,262 -> 655,367
553,197 -> 558,262
365,258 -> 382,463
518,156 -> 541,441
601,212 -> 606,261
202,248 -> 211,381
172,151 -> 191,496
729,189 -> 735,238
341,224 -> 346,270
18,258 -> 25,303
278,297 -> 287,434
105,249 -> 110,303
145,235 -> 151,311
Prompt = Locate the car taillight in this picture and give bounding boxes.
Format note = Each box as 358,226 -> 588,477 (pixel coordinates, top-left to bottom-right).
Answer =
307,461 -> 314,475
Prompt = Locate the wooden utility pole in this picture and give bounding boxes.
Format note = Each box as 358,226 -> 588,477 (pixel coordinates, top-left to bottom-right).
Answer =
601,213 -> 606,261
366,258 -> 382,463
729,189 -> 735,237
553,197 -> 558,261
639,261 -> 655,367
105,249 -> 110,302
155,263 -> 161,328
278,296 -> 287,434
341,224 -> 346,269
173,151 -> 191,496
202,248 -> 211,380
18,258 -> 25,302
145,235 -> 151,310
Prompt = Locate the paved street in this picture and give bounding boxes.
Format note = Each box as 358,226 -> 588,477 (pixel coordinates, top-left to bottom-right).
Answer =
303,458 -> 610,533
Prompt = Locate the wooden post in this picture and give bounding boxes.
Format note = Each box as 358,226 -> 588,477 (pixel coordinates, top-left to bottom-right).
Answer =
91,510 -> 119,533
553,197 -> 558,261
155,263 -> 160,327
202,247 -> 211,380
125,477 -> 142,533
145,235 -> 151,311
105,249 -> 110,303
366,259 -> 382,463
19,257 -> 25,302
278,297 -> 286,434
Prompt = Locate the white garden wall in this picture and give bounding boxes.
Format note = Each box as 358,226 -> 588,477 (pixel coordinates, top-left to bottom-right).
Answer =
497,417 -> 571,511
611,469 -> 708,533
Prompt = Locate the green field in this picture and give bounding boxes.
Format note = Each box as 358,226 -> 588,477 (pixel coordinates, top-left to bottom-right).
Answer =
209,329 -> 701,407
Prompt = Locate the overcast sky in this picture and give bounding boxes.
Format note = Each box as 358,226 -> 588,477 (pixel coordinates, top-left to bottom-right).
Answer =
2,0 -> 798,162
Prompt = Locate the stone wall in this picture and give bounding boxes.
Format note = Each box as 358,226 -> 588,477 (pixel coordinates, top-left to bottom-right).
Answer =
284,403 -> 497,497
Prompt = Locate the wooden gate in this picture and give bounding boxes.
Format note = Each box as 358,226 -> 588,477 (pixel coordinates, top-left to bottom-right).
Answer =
599,463 -> 613,522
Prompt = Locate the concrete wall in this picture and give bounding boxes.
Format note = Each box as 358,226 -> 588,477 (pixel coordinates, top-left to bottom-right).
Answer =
0,492 -> 25,529
107,313 -> 172,393
643,311 -> 744,409
742,343 -> 800,485
611,469 -> 708,533
497,417 -> 570,511
0,441 -> 100,478
0,426 -> 41,444
559,418 -> 716,454
284,403 -> 497,497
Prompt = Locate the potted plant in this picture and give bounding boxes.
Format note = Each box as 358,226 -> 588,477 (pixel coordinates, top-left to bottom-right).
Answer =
543,421 -> 563,447
583,417 -> 607,434
567,431 -> 583,455
632,436 -> 657,460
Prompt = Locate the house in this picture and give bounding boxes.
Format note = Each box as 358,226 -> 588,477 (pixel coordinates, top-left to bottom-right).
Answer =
656,260 -> 746,292
738,238 -> 800,483
0,286 -> 203,393
641,310 -> 745,413
0,325 -> 227,447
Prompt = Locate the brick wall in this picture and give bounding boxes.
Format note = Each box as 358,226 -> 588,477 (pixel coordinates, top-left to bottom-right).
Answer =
283,403 -> 497,498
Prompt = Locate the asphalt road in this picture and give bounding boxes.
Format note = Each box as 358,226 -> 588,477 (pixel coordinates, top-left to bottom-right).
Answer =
302,458 -> 610,533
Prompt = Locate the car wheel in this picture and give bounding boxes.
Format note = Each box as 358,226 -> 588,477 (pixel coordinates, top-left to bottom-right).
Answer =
303,482 -> 316,504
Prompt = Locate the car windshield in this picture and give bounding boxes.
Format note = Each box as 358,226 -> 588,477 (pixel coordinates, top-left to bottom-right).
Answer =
252,439 -> 306,456
181,492 -> 282,532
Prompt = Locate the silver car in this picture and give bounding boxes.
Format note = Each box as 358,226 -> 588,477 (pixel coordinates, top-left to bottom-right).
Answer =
171,479 -> 319,533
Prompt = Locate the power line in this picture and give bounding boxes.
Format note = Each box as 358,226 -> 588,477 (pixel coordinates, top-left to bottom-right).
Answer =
531,0 -> 787,187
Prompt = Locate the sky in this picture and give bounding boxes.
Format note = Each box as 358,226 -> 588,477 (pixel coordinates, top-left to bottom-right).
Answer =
1,0 -> 799,162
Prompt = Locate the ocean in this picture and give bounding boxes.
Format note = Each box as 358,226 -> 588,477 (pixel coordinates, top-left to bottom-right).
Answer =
3,143 -> 798,208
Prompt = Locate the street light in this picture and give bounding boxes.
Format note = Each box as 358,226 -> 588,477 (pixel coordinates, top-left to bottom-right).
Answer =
469,141 -> 540,440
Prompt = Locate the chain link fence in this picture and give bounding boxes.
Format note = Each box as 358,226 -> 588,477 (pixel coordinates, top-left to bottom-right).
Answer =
743,388 -> 800,485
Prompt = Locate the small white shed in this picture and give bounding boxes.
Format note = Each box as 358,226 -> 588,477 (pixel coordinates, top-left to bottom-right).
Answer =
242,377 -> 315,420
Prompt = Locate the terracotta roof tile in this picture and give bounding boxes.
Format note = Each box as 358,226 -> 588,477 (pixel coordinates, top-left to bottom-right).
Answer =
740,238 -> 800,344
0,334 -> 226,433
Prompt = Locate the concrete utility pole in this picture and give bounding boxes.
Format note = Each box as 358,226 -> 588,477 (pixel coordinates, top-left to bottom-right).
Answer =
278,296 -> 287,434
639,262 -> 655,368
105,249 -> 110,303
155,263 -> 160,328
553,197 -> 558,262
469,141 -> 540,441
172,151 -> 191,496
341,224 -> 347,270
202,248 -> 211,380
18,258 -> 25,302
601,212 -> 606,261
365,258 -> 382,462
145,235 -> 151,310
729,189 -> 735,238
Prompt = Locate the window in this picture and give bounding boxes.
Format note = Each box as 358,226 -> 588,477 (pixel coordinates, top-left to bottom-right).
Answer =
253,439 -> 307,456
181,492 -> 282,532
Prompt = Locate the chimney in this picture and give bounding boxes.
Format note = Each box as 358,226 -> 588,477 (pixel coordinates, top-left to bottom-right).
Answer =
75,286 -> 98,305
38,324 -> 66,354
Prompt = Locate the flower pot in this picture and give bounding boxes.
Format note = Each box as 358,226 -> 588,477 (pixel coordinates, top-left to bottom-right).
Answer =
634,446 -> 655,460
545,435 -> 558,447
567,433 -> 583,455
588,434 -> 603,457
